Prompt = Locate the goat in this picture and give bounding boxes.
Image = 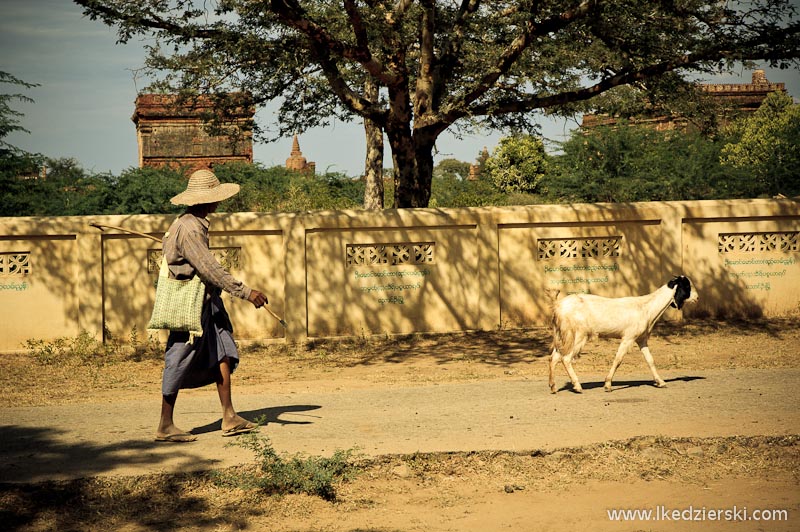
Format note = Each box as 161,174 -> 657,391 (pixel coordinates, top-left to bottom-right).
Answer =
548,275 -> 698,394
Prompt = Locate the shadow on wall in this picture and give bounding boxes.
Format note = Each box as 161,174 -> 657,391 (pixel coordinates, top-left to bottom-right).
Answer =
2,198 -> 798,349
679,199 -> 800,320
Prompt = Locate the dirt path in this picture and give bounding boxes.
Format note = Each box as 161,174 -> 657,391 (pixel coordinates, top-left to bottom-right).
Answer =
1,367 -> 798,484
1,321 -> 799,531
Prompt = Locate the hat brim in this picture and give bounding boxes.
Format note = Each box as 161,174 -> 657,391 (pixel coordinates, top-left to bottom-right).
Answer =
170,183 -> 240,206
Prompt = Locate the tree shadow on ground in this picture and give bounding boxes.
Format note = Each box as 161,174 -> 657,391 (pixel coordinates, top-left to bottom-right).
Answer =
0,468 -> 242,532
301,318 -> 799,370
305,329 -> 553,369
653,317 -> 799,342
0,425 -> 210,484
0,404 -> 320,531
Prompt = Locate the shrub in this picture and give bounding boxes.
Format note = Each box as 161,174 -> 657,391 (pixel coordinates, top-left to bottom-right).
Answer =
218,424 -> 360,501
24,328 -> 162,366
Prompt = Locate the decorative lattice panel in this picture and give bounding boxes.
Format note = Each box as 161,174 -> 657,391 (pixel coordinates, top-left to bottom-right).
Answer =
537,237 -> 621,261
718,232 -> 799,254
147,247 -> 242,273
0,252 -> 30,276
346,242 -> 435,267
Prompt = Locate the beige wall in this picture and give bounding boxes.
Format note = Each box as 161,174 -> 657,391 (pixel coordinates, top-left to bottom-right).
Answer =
0,198 -> 797,352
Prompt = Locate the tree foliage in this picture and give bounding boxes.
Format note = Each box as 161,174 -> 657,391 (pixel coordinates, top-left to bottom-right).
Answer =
0,71 -> 39,155
544,124 -> 759,203
429,157 -> 509,207
1,160 -> 364,217
75,0 -> 800,208
721,91 -> 800,197
485,135 -> 548,194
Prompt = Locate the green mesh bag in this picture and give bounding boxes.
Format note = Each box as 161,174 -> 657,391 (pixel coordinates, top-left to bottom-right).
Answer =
147,255 -> 205,338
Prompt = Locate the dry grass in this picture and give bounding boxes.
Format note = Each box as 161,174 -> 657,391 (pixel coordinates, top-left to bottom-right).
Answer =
2,435 -> 797,532
3,318 -> 798,408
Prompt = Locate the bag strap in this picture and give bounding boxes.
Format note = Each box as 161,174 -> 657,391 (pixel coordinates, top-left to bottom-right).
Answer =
158,231 -> 171,279
158,256 -> 170,279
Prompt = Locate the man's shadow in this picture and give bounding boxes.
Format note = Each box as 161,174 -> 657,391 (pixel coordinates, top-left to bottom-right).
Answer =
191,404 -> 322,435
557,375 -> 706,393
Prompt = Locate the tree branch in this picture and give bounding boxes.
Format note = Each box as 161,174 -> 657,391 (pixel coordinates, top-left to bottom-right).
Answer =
459,0 -> 597,108
75,0 -> 223,41
464,35 -> 799,120
269,0 -> 396,86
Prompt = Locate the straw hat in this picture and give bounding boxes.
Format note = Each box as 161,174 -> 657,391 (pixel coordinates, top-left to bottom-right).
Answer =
170,169 -> 240,206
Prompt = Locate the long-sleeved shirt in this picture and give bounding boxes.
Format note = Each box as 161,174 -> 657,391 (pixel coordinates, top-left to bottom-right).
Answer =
162,212 -> 252,300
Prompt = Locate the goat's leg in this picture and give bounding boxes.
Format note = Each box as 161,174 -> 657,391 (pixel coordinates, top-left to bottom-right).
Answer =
604,338 -> 635,392
561,334 -> 587,393
549,348 -> 562,394
638,339 -> 667,388
562,352 -> 583,393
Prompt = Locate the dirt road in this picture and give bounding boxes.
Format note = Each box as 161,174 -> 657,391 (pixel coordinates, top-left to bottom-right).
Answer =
1,367 -> 797,483
1,321 -> 798,531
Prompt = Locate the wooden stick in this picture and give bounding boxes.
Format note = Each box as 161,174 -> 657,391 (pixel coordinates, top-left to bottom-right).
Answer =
88,221 -> 163,243
264,306 -> 289,328
88,221 -> 288,328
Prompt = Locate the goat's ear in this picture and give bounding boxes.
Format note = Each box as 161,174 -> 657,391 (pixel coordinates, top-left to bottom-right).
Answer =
667,277 -> 678,288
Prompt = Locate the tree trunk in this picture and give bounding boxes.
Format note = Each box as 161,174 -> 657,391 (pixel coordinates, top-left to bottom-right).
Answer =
385,80 -> 426,208
386,124 -> 420,208
414,133 -> 435,208
385,126 -> 438,209
362,78 -> 384,210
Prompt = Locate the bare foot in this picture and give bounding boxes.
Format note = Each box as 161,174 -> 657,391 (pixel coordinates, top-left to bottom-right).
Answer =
221,415 -> 257,437
154,429 -> 197,443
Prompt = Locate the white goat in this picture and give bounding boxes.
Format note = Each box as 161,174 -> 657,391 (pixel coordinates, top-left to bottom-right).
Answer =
548,275 -> 698,394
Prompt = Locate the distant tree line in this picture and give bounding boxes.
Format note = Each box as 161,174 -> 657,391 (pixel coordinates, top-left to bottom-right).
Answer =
0,158 -> 365,217
2,90 -> 797,217
434,91 -> 799,207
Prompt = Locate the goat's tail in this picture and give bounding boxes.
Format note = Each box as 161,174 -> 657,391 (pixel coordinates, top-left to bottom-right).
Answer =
545,288 -> 561,303
550,310 -> 575,355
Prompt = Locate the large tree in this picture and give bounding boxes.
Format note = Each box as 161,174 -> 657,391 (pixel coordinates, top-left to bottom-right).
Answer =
76,0 -> 799,208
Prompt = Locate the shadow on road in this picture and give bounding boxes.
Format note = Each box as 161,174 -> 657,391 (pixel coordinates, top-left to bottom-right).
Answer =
305,329 -> 554,368
190,404 -> 322,435
556,375 -> 706,393
0,425 -> 206,484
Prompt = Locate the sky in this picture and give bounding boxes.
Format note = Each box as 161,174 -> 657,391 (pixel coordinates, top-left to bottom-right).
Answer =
1,0 -> 799,178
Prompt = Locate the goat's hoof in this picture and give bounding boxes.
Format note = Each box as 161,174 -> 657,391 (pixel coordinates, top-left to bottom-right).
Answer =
572,386 -> 583,394
604,385 -> 613,392
655,381 -> 667,388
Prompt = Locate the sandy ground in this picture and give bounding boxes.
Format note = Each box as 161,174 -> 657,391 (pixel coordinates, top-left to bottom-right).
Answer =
1,319 -> 799,531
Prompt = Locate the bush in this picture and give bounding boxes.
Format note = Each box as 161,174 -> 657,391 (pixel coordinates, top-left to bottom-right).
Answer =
544,123 -> 759,203
218,425 -> 360,501
484,135 -> 548,194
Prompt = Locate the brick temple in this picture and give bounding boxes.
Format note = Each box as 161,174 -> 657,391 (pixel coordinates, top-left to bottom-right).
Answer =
132,94 -> 255,170
285,134 -> 316,174
581,70 -> 787,130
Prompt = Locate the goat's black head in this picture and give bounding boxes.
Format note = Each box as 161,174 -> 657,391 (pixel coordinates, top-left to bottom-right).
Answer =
667,275 -> 696,309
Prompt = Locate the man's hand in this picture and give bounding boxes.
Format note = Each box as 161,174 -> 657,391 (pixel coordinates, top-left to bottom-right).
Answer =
247,289 -> 268,308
